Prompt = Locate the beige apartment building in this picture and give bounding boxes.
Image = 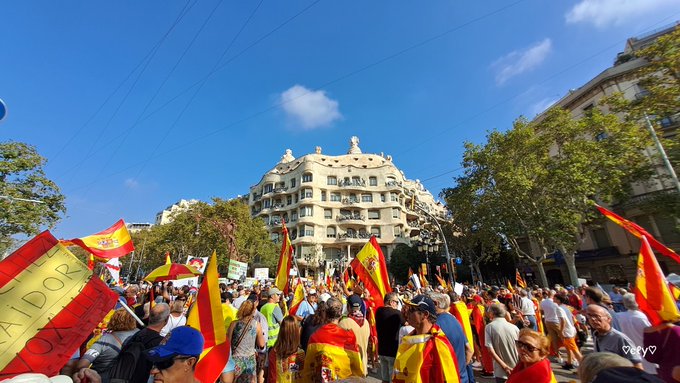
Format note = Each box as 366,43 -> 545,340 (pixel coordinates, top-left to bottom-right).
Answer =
528,23 -> 680,286
248,136 -> 447,277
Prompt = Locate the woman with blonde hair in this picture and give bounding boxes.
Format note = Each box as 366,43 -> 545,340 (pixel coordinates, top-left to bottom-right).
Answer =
267,316 -> 305,382
228,300 -> 265,383
507,328 -> 556,383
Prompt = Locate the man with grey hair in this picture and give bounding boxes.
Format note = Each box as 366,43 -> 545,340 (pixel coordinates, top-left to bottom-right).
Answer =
485,303 -> 519,383
616,293 -> 657,374
587,304 -> 642,369
432,293 -> 472,383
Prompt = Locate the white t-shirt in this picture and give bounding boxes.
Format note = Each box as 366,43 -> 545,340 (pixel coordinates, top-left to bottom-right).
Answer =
398,325 -> 414,344
558,304 -> 576,338
540,298 -> 560,324
520,297 -> 535,316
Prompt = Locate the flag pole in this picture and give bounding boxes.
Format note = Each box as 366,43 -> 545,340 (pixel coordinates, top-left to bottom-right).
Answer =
118,298 -> 145,326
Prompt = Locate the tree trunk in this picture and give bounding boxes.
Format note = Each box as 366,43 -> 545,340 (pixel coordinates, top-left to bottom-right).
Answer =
560,245 -> 580,287
473,263 -> 484,285
535,261 -> 548,287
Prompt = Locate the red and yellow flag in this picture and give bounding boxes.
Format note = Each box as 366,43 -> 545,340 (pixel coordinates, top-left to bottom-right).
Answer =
516,269 -> 526,289
596,204 -> 680,264
303,324 -> 363,382
392,325 -> 460,383
62,220 -> 134,259
435,274 -> 447,290
187,251 -> 229,383
532,297 -> 545,334
289,280 -> 306,316
507,280 -> 515,293
634,236 -> 680,325
165,252 -> 171,265
450,301 -> 474,353
275,221 -> 294,294
0,231 -> 118,379
349,236 -> 391,307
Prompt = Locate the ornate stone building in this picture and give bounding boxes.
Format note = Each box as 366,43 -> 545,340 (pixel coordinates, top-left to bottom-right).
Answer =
248,137 -> 447,277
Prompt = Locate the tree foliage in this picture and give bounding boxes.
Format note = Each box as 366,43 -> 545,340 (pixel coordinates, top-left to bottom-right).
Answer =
0,141 -> 66,253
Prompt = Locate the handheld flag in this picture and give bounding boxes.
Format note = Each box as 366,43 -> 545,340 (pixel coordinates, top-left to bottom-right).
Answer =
349,237 -> 391,307
289,279 -> 306,316
634,236 -> 680,325
435,274 -> 448,290
275,221 -> 294,294
596,204 -> 680,264
104,258 -> 121,284
0,231 -> 118,379
507,280 -> 515,293
516,269 -> 526,289
62,220 -> 134,259
187,251 -> 230,383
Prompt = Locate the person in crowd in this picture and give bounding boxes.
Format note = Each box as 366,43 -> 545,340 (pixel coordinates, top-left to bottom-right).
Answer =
644,321 -> 680,383
145,326 -> 204,383
393,295 -> 459,383
610,287 -> 624,313
566,286 -> 582,311
432,292 -> 472,383
539,290 -> 562,360
304,297 -> 364,382
296,289 -> 318,320
586,304 -> 642,369
375,292 -> 404,383
260,287 -> 284,348
553,294 -> 582,370
300,301 -> 328,351
485,303 -> 520,383
160,300 -> 187,337
506,329 -> 555,383
227,300 -> 265,383
584,287 -> 621,331
518,289 -> 537,331
615,293 -> 657,375
75,308 -> 140,381
267,316 -> 305,383
222,291 -> 238,329
339,294 -> 371,376
578,352 -> 634,383
233,286 -> 247,309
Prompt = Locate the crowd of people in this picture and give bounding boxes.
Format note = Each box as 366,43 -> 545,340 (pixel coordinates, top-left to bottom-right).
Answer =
9,278 -> 680,383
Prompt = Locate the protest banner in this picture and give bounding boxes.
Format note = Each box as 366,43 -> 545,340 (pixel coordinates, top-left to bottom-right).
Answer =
227,259 -> 248,281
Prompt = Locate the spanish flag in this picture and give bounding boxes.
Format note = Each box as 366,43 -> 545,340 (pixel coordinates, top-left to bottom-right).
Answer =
532,297 -> 545,334
289,279 -> 306,316
350,236 -> 391,307
507,280 -> 515,293
516,269 -> 526,289
187,251 -> 229,383
634,236 -> 680,325
596,204 -> 680,264
62,220 -> 134,259
0,231 -> 118,379
165,252 -> 172,265
303,323 -> 363,382
275,220 -> 294,294
435,274 -> 448,290
450,301 -> 474,353
392,325 -> 460,383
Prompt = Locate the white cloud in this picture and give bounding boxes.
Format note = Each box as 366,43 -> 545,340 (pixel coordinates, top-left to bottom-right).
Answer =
492,39 -> 552,85
124,178 -> 139,189
565,0 -> 677,28
530,97 -> 559,116
279,85 -> 342,130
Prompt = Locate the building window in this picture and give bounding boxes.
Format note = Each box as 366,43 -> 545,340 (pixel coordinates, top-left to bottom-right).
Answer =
271,233 -> 280,243
390,193 -> 398,202
361,194 -> 373,203
591,228 -> 610,248
327,176 -> 337,185
300,206 -> 313,217
324,209 -> 332,219
264,184 -> 273,193
263,199 -> 271,208
291,212 -> 298,222
381,194 -> 386,202
290,178 -> 296,188
287,196 -> 292,205
301,189 -> 313,199
369,177 -> 377,186
302,173 -> 313,183
330,193 -> 341,202
368,210 -> 380,220
394,226 -> 402,237
321,191 -> 327,201
327,227 -> 336,238
304,225 -> 314,237
370,227 -> 381,238
349,193 -> 358,203
392,208 -> 400,218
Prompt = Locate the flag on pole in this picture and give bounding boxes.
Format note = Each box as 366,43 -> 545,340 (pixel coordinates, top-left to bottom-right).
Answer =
596,204 -> 680,264
187,251 -> 230,383
0,231 -> 118,379
435,274 -> 448,290
516,269 -> 526,289
633,236 -> 680,325
165,252 -> 171,265
349,237 -> 391,307
62,220 -> 135,259
506,280 -> 515,293
104,258 -> 121,284
275,221 -> 294,294
289,280 -> 306,316
406,267 -> 415,289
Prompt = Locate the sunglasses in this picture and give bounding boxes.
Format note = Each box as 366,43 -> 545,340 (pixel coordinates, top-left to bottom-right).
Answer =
515,340 -> 539,353
153,356 -> 194,371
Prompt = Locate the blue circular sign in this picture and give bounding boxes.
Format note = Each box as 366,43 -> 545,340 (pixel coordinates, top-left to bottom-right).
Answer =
0,99 -> 6,122
455,257 -> 462,265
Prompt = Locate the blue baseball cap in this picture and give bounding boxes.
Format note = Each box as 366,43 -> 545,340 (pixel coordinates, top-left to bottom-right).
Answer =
405,295 -> 438,317
145,326 -> 204,362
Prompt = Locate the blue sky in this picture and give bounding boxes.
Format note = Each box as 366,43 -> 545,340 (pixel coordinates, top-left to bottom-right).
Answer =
1,0 -> 678,239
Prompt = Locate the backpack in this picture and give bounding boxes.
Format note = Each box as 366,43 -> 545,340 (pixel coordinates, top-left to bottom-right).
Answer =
107,339 -> 147,383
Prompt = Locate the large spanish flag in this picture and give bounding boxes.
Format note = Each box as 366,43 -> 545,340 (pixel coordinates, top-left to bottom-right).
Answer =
187,251 -> 229,383
0,231 -> 118,379
350,236 -> 390,307
450,301 -> 474,353
275,221 -> 294,294
596,204 -> 680,264
63,220 -> 134,259
634,236 -> 680,325
392,325 -> 460,383
303,323 -> 364,382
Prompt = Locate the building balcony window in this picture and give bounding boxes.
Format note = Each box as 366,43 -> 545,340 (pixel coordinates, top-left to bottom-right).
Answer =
273,186 -> 288,193
270,219 -> 282,226
337,214 -> 365,222
407,220 -> 420,228
339,178 -> 366,187
253,194 -> 262,201
342,198 -> 358,205
385,180 -> 402,187
272,203 -> 285,210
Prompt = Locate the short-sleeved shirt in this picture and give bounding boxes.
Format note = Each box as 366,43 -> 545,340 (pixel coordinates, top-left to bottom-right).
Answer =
375,306 -> 403,357
595,328 -> 642,364
436,312 -> 469,382
484,318 -> 520,378
540,298 -> 560,324
83,329 -> 139,375
296,300 -> 317,319
520,297 -> 536,316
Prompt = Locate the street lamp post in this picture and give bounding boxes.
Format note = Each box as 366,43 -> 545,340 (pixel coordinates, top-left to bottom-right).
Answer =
415,204 -> 455,285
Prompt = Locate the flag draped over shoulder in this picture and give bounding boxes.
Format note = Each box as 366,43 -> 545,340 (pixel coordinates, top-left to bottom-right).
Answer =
187,251 -> 229,383
303,324 -> 363,383
349,236 -> 390,307
596,204 -> 680,264
275,221 -> 294,294
0,231 -> 118,379
62,220 -> 134,259
634,236 -> 680,325
516,269 -> 526,289
392,325 -> 460,383
450,301 -> 474,353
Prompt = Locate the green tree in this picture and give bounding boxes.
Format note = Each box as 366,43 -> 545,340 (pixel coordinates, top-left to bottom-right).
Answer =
1,141 -> 66,254
388,244 -> 424,285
